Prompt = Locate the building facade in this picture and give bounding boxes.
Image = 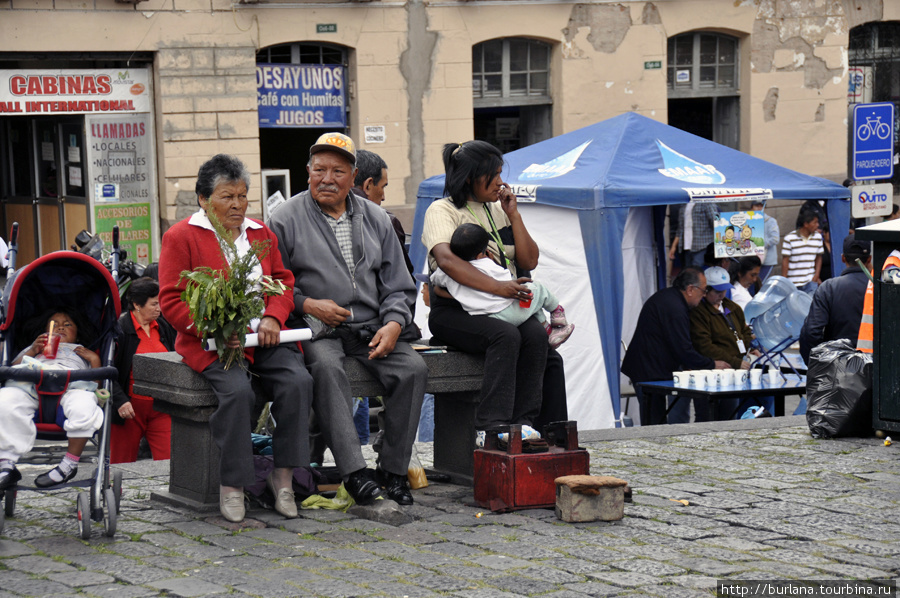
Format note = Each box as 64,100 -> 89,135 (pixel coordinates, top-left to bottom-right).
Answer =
1,0 -> 898,264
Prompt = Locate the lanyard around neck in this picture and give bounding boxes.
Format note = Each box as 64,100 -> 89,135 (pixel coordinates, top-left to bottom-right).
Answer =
466,203 -> 510,268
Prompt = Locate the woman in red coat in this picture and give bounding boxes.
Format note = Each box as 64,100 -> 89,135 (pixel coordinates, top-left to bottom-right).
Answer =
159,154 -> 311,523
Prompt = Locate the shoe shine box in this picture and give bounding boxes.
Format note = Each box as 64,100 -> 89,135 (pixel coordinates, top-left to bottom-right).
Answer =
473,421 -> 589,513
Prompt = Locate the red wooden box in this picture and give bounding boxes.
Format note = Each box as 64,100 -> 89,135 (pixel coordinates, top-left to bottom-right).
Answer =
473,421 -> 589,513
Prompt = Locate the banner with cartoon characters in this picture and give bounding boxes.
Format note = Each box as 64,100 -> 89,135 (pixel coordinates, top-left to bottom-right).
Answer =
714,210 -> 765,259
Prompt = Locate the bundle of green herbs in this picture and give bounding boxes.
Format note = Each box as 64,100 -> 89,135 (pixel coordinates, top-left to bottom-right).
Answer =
178,213 -> 287,369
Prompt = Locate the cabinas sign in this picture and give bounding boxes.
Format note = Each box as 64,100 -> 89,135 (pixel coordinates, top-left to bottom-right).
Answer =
257,63 -> 346,128
0,69 -> 151,114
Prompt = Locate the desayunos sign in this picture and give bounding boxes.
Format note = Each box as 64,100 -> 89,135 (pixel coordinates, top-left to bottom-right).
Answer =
257,64 -> 346,128
0,69 -> 151,115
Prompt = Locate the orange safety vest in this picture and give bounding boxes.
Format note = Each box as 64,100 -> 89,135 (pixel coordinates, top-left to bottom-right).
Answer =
858,281 -> 874,353
858,251 -> 900,353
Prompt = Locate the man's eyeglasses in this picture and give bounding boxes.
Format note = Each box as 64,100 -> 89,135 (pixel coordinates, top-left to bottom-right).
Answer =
690,284 -> 708,296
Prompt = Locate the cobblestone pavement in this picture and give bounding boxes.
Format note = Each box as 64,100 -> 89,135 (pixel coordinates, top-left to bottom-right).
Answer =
1,416 -> 898,598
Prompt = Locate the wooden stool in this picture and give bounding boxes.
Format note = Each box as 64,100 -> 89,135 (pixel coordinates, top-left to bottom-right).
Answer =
554,475 -> 628,522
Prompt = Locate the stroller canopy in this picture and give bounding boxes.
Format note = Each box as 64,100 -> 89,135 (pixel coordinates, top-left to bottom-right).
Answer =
1,252 -> 121,354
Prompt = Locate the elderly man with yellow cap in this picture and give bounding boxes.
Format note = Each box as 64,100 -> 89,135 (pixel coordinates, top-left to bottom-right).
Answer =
268,133 -> 426,507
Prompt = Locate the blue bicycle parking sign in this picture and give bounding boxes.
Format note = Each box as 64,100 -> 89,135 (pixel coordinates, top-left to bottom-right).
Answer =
853,102 -> 894,180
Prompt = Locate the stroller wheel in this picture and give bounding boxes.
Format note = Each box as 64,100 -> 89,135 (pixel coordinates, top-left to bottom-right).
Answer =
103,488 -> 117,537
112,470 -> 123,514
76,492 -> 91,540
4,487 -> 16,517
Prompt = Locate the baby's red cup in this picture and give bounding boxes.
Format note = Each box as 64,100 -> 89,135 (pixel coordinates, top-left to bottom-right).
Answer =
43,334 -> 61,359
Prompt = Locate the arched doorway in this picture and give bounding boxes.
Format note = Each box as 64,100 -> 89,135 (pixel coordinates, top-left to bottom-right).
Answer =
667,32 -> 740,149
256,43 -> 349,200
472,38 -> 552,153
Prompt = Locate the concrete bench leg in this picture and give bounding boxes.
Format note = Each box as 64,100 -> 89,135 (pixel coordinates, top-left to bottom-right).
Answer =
150,414 -> 221,511
432,391 -> 478,486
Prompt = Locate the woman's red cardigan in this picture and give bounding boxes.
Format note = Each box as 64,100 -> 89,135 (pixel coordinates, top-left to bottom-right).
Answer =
158,217 -> 296,373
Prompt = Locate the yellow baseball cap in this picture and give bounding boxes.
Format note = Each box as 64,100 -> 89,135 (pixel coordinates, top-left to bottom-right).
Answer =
310,132 -> 357,165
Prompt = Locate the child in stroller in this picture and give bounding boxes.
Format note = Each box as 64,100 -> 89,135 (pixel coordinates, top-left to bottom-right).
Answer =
0,307 -> 105,490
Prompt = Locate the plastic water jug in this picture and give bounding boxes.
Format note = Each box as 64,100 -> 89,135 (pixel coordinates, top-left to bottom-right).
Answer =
743,275 -> 796,323
752,291 -> 812,351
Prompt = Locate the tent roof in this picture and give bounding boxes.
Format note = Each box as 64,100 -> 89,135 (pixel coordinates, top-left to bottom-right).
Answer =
418,112 -> 850,209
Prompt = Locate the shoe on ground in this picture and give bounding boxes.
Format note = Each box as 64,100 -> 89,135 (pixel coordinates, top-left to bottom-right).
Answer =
548,323 -> 574,349
475,430 -> 486,448
498,424 -> 543,444
219,489 -> 245,522
344,468 -> 382,506
376,466 -> 413,506
34,465 -> 77,488
0,466 -> 21,492
266,473 -> 298,518
550,305 -> 568,327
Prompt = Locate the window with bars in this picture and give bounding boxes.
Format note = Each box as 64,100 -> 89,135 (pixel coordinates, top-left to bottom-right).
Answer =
667,33 -> 738,97
472,38 -> 550,107
256,43 -> 345,66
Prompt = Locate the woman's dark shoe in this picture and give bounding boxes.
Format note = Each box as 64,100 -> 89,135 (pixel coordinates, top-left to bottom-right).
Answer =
376,467 -> 413,506
0,466 -> 21,491
344,469 -> 382,505
34,465 -> 77,488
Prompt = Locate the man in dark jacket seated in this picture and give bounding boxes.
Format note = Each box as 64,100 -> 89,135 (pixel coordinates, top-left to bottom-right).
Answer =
622,268 -> 730,426
799,234 -> 872,364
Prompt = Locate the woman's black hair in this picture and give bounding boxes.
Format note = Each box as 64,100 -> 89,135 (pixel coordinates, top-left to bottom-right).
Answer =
449,223 -> 491,262
441,141 -> 504,209
195,154 -> 251,206
728,255 -> 762,283
26,307 -> 97,348
143,262 -> 159,281
126,277 -> 160,311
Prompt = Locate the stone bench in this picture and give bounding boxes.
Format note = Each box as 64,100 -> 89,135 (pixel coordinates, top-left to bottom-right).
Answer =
132,350 -> 485,511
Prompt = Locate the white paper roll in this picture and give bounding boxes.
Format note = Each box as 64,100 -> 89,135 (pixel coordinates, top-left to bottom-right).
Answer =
204,328 -> 313,351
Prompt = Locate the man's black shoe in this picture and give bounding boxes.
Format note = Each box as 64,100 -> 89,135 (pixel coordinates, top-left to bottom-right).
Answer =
344,468 -> 382,505
34,465 -> 77,488
376,467 -> 413,506
0,466 -> 21,492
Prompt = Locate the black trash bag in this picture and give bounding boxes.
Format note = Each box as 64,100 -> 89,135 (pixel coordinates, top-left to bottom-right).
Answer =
806,339 -> 873,438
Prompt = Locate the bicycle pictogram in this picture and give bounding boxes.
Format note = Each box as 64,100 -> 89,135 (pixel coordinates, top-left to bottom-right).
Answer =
856,116 -> 891,141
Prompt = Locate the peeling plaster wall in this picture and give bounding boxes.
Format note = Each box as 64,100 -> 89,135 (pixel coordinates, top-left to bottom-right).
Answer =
563,4 -> 632,54
748,0 -> 850,178
400,0 -> 437,212
4,0 -> 892,232
841,0 -> 884,29
557,6 -> 669,131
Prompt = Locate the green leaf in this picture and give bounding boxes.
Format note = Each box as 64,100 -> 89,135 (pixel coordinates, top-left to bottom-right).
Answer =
176,210 -> 286,367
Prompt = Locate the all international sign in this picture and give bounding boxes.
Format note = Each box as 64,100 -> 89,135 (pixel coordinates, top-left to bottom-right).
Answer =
257,63 -> 346,128
0,69 -> 151,115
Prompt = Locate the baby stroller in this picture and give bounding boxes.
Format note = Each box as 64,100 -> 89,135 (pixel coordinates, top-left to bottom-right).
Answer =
0,223 -> 122,539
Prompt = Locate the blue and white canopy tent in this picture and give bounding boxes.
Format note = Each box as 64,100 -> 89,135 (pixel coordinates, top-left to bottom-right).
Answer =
410,112 -> 851,430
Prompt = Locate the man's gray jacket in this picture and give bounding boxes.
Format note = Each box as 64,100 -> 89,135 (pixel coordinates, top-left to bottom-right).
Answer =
268,190 -> 417,336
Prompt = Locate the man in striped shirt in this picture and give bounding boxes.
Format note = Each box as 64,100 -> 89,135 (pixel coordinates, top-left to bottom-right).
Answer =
781,208 -> 824,294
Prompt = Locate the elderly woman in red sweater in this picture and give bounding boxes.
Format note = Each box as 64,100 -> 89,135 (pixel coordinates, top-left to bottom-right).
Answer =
159,154 -> 311,523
